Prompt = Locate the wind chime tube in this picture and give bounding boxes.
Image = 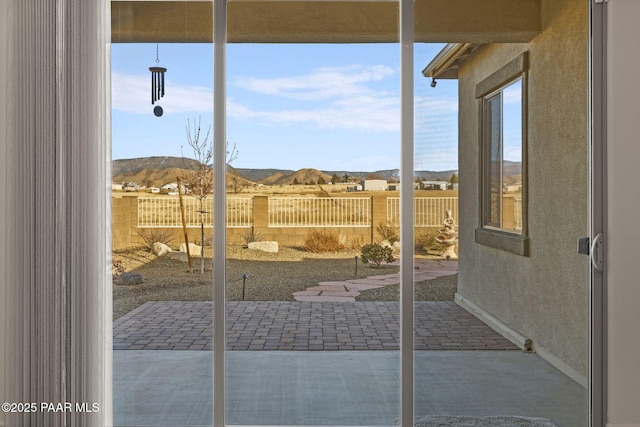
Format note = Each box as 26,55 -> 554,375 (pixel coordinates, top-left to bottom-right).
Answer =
149,67 -> 167,105
151,71 -> 156,104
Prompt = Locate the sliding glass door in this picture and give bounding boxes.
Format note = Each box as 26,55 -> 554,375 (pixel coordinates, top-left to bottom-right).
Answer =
111,1 -> 592,426
221,1 -> 403,425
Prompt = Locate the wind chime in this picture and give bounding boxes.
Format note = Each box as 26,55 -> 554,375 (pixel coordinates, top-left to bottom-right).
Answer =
149,44 -> 167,117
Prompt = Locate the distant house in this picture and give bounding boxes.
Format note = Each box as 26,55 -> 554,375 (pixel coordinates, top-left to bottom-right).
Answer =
362,179 -> 388,191
504,183 -> 522,193
111,183 -> 124,191
420,180 -> 448,190
161,182 -> 187,195
388,183 -> 400,191
346,184 -> 362,192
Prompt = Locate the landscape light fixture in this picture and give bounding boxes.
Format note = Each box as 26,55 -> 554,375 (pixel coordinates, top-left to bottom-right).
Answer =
149,44 -> 167,117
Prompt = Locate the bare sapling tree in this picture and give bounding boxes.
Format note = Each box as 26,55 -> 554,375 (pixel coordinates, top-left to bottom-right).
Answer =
181,117 -> 238,274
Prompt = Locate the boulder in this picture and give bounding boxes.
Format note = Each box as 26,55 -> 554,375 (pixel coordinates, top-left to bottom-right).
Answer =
151,242 -> 172,257
380,239 -> 393,248
179,242 -> 202,256
248,241 -> 279,253
115,272 -> 143,286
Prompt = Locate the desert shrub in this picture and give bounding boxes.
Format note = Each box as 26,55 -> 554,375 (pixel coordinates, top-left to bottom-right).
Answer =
303,229 -> 345,253
137,228 -> 175,251
415,228 -> 441,254
242,227 -> 263,246
347,235 -> 367,251
360,243 -> 394,268
194,231 -> 213,247
376,224 -> 399,244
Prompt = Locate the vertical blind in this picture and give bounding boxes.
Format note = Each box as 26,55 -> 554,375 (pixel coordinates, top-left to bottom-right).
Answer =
1,0 -> 111,425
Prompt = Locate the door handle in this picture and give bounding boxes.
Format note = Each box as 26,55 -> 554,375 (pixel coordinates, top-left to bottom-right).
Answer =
590,233 -> 604,272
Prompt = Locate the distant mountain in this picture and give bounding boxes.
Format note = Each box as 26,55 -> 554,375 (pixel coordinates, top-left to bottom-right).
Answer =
113,156 -> 520,189
414,170 -> 459,182
112,156 -> 253,188
112,156 -> 201,177
233,168 -> 295,183
268,168 -> 333,186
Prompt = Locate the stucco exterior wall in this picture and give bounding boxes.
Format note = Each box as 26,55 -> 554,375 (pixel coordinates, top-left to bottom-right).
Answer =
457,0 -> 589,384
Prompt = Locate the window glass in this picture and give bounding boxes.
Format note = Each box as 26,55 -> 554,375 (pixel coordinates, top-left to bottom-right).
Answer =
483,78 -> 522,233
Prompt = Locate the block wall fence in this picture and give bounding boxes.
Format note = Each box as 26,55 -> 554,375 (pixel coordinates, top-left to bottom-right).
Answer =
112,195 -> 459,251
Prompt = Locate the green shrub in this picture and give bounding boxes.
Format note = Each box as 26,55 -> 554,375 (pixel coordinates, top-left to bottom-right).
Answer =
303,229 -> 345,253
360,243 -> 394,268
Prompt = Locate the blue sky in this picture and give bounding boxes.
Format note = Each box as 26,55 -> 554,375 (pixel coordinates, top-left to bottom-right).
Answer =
112,43 -> 459,171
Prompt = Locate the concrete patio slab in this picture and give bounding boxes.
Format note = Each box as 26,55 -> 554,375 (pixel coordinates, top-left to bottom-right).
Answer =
113,350 -> 588,427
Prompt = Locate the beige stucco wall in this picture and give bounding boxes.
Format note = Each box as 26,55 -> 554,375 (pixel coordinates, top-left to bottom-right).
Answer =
457,0 -> 589,384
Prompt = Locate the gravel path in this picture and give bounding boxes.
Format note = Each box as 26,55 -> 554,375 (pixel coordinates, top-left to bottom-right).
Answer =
113,246 -> 456,320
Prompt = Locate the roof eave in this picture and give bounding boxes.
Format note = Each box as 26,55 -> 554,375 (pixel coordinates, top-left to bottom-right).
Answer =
422,42 -> 477,80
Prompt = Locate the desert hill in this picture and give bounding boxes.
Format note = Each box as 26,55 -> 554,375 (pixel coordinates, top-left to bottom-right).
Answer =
112,156 -> 254,188
233,168 -> 294,183
113,156 -> 521,189
268,168 -> 333,186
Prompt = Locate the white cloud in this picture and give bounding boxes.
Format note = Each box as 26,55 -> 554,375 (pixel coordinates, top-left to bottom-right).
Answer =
234,65 -> 396,101
228,95 -> 400,132
112,72 -> 213,115
227,65 -> 400,132
112,67 -> 457,136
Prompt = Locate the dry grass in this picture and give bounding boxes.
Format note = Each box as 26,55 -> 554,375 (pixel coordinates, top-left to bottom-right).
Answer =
112,245 -> 400,320
112,244 -> 457,321
302,229 -> 345,253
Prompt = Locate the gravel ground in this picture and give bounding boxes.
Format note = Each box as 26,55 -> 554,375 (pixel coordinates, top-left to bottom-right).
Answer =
113,245 -> 456,320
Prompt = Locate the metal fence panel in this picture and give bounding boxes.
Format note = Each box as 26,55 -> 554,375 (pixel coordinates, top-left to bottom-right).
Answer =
387,197 -> 459,227
137,196 -> 459,229
268,197 -> 371,227
137,197 -> 252,228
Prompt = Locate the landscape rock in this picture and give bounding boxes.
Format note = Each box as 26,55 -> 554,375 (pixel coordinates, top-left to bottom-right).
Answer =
179,242 -> 202,256
151,242 -> 172,257
167,251 -> 189,262
115,272 -> 143,286
248,241 -> 279,253
380,240 -> 393,248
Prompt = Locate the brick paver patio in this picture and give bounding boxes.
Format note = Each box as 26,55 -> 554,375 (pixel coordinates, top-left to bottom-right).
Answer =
113,301 -> 518,351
